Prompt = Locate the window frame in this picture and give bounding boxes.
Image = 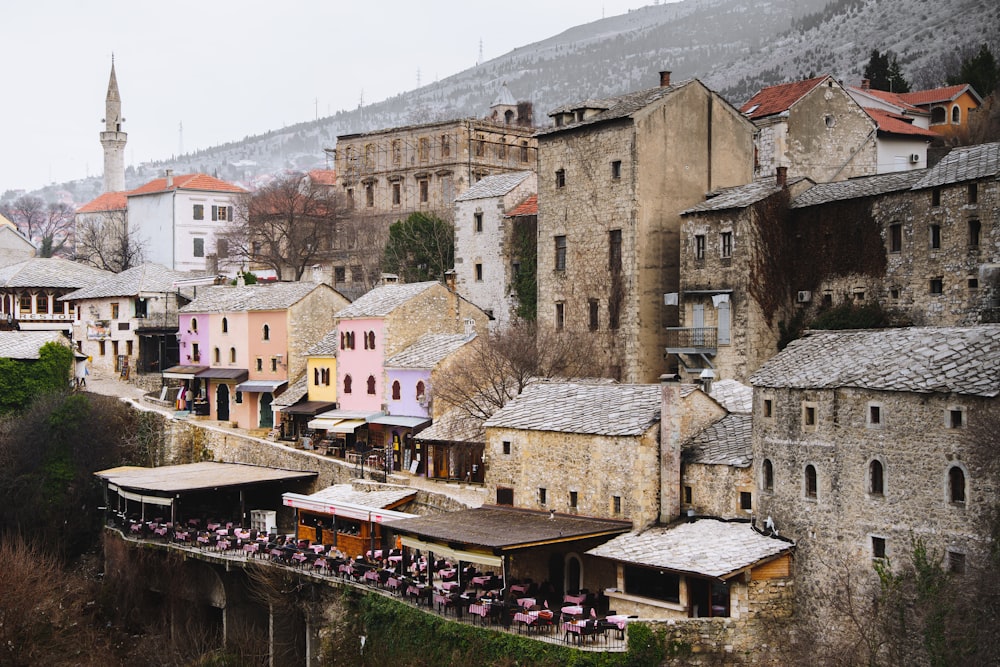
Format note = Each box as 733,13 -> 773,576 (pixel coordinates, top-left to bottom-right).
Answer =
804,464 -> 818,499
720,231 -> 733,259
554,235 -> 567,271
869,458 -> 885,496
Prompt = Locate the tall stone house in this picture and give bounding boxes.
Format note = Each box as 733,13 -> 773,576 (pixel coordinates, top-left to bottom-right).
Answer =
453,171 -> 537,329
741,75 -> 880,182
61,263 -> 194,380
535,73 -> 755,383
171,282 -> 349,429
750,326 -> 1000,629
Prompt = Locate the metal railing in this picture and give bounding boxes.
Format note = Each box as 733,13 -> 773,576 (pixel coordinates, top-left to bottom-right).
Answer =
664,327 -> 718,350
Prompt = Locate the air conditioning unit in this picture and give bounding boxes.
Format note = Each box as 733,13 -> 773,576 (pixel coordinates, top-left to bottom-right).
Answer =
909,153 -> 920,164
797,290 -> 812,303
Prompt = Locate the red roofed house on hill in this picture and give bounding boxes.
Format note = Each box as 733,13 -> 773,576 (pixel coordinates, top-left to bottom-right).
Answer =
899,84 -> 984,139
846,80 -> 938,171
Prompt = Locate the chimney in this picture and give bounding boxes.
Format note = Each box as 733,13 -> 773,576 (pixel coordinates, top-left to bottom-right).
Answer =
464,317 -> 476,337
444,269 -> 457,293
776,166 -> 788,187
659,373 -> 683,524
165,169 -> 174,188
699,368 -> 715,395
659,70 -> 672,87
861,78 -> 870,91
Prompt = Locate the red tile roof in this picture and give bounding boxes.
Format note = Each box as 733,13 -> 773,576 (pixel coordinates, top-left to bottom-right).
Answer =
899,84 -> 975,106
308,169 -> 337,186
76,190 -> 129,213
849,87 -> 924,113
865,108 -> 939,138
128,173 -> 246,197
507,194 -> 537,217
740,75 -> 829,120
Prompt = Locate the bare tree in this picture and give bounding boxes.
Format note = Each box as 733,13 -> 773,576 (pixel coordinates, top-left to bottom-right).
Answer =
432,321 -> 599,423
0,195 -> 75,257
74,209 -> 147,272
228,172 -> 344,281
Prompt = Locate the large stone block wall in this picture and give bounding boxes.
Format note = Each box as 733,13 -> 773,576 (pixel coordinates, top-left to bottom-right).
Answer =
286,286 -> 350,381
381,284 -> 488,360
682,462 -> 753,519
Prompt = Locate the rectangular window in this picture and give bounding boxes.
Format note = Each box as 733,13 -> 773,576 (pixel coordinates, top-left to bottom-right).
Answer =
270,358 -> 278,372
763,398 -> 773,418
869,404 -> 882,426
684,486 -> 692,504
497,487 -> 514,506
720,231 -> 733,259
889,224 -> 902,252
391,182 -> 401,206
351,265 -> 363,282
256,358 -> 263,372
948,551 -> 966,574
872,536 -> 886,559
111,302 -> 120,319
193,237 -> 205,257
418,178 -> 429,203
611,160 -> 622,180
949,408 -> 965,428
191,343 -> 200,361
193,204 -> 204,220
555,169 -> 565,188
969,219 -> 981,247
498,142 -> 507,160
520,141 -> 529,163
930,224 -> 941,249
391,140 -> 401,165
134,298 -> 147,319
418,137 -> 430,161
538,488 -> 547,505
441,134 -> 450,158
555,302 -> 564,331
569,491 -> 578,508
931,188 -> 941,206
554,235 -> 567,271
624,566 -> 680,603
365,183 -> 374,207
502,440 -> 511,455
475,263 -> 483,282
968,183 -> 978,204
969,278 -> 979,289
99,340 -> 106,356
930,278 -> 943,294
803,403 -> 817,429
474,135 -> 484,157
474,212 -> 483,233
695,234 -> 706,260
740,491 -> 752,511
588,299 -> 599,331
334,267 -> 346,282
609,229 -> 622,270
613,495 -> 621,514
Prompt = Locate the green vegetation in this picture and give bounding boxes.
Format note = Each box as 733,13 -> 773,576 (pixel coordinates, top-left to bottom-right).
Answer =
948,44 -> 998,97
382,212 -> 454,283
863,49 -> 910,93
510,216 -> 537,321
0,341 -> 73,414
809,302 -> 893,330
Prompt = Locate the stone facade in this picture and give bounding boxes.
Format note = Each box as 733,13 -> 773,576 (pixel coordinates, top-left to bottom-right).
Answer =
682,460 -> 754,519
536,77 -> 755,383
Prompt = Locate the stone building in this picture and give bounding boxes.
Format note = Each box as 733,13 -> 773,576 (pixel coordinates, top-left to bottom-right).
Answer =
790,141 -> 1000,325
453,171 -> 537,329
0,213 -> 36,267
741,75 -> 878,182
535,73 -> 755,383
0,257 -> 111,334
750,326 -> 1000,625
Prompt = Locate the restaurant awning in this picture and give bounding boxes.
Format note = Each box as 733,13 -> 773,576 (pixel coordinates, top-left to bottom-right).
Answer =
307,417 -> 344,431
277,401 -> 338,415
399,535 -> 502,568
328,419 -> 366,433
162,365 -> 209,379
282,491 -> 418,522
196,368 -> 249,381
369,415 -> 431,429
235,379 -> 288,393
107,483 -> 174,507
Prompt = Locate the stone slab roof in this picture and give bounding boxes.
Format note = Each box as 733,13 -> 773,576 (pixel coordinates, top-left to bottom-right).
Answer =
334,281 -> 439,319
0,331 -> 68,359
61,263 -> 195,300
0,257 -> 112,289
750,326 -> 1000,397
271,374 -> 308,408
455,172 -> 532,201
538,81 -> 690,137
791,169 -> 925,208
586,519 -> 793,580
484,382 -> 661,436
306,483 -> 416,510
388,505 -> 631,550
307,329 -> 339,356
415,409 -> 484,444
385,333 -> 474,369
913,141 -> 1000,189
179,282 -> 322,313
683,414 -> 752,468
707,379 -> 753,414
682,179 -> 783,214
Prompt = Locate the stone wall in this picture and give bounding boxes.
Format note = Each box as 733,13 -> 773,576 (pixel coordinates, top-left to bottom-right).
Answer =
287,286 -> 350,381
682,462 -> 753,519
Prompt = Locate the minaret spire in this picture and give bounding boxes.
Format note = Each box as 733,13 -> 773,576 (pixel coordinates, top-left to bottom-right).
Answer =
100,56 -> 127,193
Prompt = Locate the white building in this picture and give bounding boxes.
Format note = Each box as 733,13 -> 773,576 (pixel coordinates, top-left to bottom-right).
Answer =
453,171 -> 536,329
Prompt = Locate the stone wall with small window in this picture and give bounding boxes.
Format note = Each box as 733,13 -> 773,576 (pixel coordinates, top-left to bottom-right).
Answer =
681,461 -> 754,519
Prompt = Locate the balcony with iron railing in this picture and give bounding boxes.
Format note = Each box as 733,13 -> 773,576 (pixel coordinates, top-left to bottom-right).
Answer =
664,327 -> 718,354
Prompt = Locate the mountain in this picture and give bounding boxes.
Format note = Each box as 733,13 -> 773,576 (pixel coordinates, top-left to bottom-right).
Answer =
19,0 -> 999,207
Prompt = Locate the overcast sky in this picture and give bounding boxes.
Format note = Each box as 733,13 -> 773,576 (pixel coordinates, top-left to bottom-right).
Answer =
1,1 -> 657,194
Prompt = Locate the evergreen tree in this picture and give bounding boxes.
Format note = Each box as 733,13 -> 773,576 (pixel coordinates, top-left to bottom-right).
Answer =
864,49 -> 910,92
948,44 -> 998,97
382,212 -> 454,283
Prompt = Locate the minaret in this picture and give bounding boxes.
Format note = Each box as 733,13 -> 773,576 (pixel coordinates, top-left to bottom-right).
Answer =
100,57 -> 127,193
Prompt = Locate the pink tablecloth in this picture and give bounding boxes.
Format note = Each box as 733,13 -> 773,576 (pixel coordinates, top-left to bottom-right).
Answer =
440,581 -> 460,591
468,603 -> 489,618
605,614 -> 629,630
564,593 -> 586,604
510,584 -> 529,595
471,575 -> 489,586
561,605 -> 583,616
513,611 -> 538,625
517,597 -> 536,608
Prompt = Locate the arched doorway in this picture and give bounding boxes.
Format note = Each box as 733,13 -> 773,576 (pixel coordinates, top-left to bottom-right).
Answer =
259,392 -> 273,428
564,553 -> 583,594
216,384 -> 230,421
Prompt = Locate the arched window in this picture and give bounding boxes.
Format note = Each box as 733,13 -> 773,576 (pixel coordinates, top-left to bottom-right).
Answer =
222,317 -> 228,333
392,380 -> 401,400
367,331 -> 375,349
213,347 -> 220,363
949,466 -> 966,503
952,105 -> 961,124
344,375 -> 352,394
367,375 -> 376,395
805,465 -> 818,499
229,347 -> 236,363
869,460 -> 884,496
262,324 -> 270,341
416,381 -> 426,401
190,317 -> 198,332
763,459 -> 774,491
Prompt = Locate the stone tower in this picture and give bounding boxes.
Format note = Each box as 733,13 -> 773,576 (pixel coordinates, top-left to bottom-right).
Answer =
100,58 -> 127,193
